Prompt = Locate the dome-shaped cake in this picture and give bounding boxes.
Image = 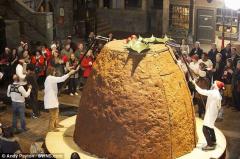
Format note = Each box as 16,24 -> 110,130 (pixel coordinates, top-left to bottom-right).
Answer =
74,40 -> 197,159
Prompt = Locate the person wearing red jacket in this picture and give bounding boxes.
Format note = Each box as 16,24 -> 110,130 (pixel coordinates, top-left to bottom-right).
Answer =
80,50 -> 94,86
31,51 -> 45,89
42,45 -> 51,66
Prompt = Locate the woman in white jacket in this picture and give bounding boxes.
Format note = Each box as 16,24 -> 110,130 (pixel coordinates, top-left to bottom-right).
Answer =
192,80 -> 224,151
44,67 -> 75,131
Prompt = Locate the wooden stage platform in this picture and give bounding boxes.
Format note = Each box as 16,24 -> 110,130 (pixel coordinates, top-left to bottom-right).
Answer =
38,90 -> 81,107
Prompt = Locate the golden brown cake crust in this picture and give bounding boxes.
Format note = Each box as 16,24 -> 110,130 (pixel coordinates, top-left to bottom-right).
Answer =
74,40 -> 196,159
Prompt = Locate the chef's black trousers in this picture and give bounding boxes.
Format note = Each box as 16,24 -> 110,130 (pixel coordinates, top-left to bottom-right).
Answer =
203,125 -> 216,146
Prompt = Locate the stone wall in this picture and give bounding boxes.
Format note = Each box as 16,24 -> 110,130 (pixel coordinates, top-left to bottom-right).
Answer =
8,0 -> 53,44
195,0 -> 224,8
149,10 -> 163,36
51,0 -> 73,39
97,9 -> 149,33
97,8 -> 163,34
5,20 -> 20,47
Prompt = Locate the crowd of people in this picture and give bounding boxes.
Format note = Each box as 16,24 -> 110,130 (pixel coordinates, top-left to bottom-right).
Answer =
177,41 -> 240,118
177,40 -> 240,151
0,32 -> 107,92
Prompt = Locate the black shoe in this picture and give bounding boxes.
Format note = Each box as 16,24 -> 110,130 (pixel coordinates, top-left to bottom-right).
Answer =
20,128 -> 30,132
216,118 -> 223,122
202,145 -> 216,151
12,128 -> 21,134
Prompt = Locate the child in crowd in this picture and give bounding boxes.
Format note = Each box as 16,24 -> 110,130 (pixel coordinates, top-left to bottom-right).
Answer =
66,53 -> 80,96
80,50 -> 94,86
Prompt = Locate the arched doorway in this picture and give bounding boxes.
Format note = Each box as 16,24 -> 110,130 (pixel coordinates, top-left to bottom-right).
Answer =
0,16 -> 6,56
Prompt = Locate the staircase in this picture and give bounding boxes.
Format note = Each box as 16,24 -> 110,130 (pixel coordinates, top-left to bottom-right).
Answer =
22,0 -> 44,11
0,0 -> 8,17
1,0 -> 53,46
97,16 -> 112,36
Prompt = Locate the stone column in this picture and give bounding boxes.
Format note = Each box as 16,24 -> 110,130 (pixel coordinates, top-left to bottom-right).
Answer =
112,0 -> 124,9
99,0 -> 104,8
162,0 -> 170,34
112,0 -> 116,8
119,0 -> 125,9
142,0 -> 148,10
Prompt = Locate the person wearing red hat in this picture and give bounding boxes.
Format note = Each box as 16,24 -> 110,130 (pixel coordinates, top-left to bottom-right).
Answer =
192,80 -> 223,151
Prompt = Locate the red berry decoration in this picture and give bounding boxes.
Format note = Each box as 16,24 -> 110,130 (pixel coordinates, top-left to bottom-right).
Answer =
131,35 -> 137,39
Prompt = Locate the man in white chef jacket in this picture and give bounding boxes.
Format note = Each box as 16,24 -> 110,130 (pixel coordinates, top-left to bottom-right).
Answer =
44,67 -> 76,132
192,80 -> 224,151
16,57 -> 27,86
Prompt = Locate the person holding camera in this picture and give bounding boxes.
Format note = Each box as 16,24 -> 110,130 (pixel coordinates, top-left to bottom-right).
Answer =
7,74 -> 32,133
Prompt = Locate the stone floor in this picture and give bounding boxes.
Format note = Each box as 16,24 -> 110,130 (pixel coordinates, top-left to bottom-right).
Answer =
0,104 -> 75,153
214,106 -> 240,159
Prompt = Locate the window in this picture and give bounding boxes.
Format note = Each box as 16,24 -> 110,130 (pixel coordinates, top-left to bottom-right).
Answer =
125,0 -> 142,9
103,0 -> 111,8
169,5 -> 189,30
216,8 -> 239,39
152,0 -> 163,10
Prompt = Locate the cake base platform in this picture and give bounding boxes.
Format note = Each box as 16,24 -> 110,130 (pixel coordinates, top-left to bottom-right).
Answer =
45,116 -> 226,159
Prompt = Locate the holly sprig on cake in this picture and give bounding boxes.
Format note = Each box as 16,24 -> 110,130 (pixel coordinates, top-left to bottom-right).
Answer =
124,34 -> 174,53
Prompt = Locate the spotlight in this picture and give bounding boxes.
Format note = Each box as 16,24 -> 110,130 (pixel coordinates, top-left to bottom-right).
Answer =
224,0 -> 240,10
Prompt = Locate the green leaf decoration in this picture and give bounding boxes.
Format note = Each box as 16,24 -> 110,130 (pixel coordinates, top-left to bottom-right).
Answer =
143,35 -> 156,43
138,35 -> 144,42
125,34 -> 174,53
131,41 -> 149,53
157,34 -> 174,43
125,40 -> 149,53
126,40 -> 135,48
142,34 -> 173,44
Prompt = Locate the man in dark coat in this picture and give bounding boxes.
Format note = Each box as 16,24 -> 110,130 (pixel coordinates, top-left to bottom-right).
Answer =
189,41 -> 203,58
220,43 -> 231,65
208,43 -> 218,64
212,53 -> 225,81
